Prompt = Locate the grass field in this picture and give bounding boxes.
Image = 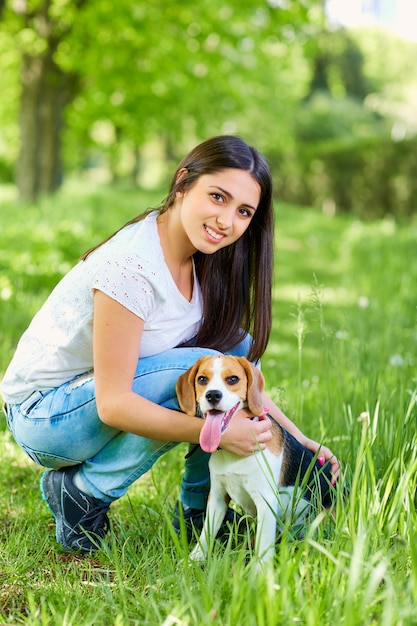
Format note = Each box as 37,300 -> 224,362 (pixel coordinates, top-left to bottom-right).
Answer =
0,181 -> 416,625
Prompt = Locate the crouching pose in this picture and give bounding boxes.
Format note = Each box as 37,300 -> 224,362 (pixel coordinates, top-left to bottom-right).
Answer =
1,136 -> 339,553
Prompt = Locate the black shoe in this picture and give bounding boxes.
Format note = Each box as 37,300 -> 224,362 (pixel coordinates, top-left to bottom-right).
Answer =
172,501 -> 240,542
40,466 -> 110,553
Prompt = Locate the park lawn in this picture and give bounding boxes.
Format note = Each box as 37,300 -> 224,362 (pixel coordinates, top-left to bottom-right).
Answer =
0,181 -> 416,625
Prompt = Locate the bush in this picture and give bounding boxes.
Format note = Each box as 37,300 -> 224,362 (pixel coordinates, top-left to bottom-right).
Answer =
295,92 -> 381,143
268,130 -> 417,219
267,92 -> 417,219
297,134 -> 417,218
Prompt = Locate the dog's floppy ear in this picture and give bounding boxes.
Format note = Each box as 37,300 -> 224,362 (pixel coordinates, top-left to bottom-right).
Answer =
236,357 -> 265,415
176,359 -> 203,416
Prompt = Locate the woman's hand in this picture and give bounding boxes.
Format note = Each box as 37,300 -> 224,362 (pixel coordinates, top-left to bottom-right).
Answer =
220,411 -> 272,456
262,392 -> 341,483
302,436 -> 341,482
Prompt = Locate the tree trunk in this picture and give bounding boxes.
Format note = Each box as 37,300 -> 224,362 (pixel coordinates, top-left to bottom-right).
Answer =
17,49 -> 67,201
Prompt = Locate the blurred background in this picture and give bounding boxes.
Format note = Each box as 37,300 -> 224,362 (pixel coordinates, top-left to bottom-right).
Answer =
0,0 -> 416,219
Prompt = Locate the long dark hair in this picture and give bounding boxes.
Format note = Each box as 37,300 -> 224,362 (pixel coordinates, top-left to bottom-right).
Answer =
82,135 -> 274,362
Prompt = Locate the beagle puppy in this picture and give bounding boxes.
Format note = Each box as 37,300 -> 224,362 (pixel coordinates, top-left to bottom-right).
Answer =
176,355 -> 334,565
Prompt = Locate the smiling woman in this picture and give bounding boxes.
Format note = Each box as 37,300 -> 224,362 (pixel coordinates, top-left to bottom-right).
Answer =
158,168 -> 260,258
1,135 -> 340,554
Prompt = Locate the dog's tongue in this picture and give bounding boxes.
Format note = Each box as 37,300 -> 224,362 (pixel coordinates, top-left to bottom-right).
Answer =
199,411 -> 224,453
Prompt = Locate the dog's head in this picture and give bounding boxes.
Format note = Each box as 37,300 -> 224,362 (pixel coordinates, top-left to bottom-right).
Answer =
176,355 -> 265,453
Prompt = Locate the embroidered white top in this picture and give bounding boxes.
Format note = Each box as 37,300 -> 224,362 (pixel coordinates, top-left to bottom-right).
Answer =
1,212 -> 203,404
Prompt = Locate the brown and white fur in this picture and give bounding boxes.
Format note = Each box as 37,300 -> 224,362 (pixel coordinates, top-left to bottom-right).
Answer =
176,355 -> 334,565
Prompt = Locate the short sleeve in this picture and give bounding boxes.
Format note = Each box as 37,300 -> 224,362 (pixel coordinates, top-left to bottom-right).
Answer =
92,255 -> 156,320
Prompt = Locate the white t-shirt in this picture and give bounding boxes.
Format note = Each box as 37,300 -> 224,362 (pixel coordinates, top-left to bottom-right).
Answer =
1,212 -> 203,404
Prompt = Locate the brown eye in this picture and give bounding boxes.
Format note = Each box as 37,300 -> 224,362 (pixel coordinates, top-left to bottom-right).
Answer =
197,376 -> 208,386
226,376 -> 240,386
239,207 -> 254,218
210,192 -> 225,203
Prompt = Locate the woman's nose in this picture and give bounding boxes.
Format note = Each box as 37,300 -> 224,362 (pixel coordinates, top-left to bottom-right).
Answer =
216,209 -> 234,229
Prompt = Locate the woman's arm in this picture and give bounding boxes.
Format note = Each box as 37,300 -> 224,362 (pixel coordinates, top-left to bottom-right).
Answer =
262,391 -> 341,480
93,290 -> 202,442
93,290 -> 272,454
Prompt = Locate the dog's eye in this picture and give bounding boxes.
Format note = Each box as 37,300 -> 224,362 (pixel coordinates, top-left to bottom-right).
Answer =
197,376 -> 208,386
226,376 -> 240,386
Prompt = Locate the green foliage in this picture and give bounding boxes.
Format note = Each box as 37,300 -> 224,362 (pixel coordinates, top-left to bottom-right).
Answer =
353,26 -> 417,108
0,183 -> 416,624
264,25 -> 417,218
285,133 -> 417,217
62,0 -> 314,169
0,0 -> 319,191
2,0 -> 417,216
0,30 -> 20,180
304,27 -> 371,100
294,91 -> 388,143
266,29 -> 417,218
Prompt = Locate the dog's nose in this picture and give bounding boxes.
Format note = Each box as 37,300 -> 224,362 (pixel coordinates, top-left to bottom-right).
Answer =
205,390 -> 223,406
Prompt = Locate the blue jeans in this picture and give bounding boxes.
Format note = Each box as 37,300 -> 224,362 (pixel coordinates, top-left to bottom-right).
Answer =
6,340 -> 251,509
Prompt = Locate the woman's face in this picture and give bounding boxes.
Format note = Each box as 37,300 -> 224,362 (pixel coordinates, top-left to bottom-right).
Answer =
176,168 -> 261,255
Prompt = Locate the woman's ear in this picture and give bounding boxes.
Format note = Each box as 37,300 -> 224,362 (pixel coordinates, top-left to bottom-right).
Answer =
176,168 -> 188,184
175,168 -> 188,197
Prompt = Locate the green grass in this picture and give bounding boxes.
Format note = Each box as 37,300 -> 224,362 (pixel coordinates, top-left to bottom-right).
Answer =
0,181 -> 416,625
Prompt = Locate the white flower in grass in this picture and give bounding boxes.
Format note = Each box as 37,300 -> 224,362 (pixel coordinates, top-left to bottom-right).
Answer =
358,411 -> 370,425
358,296 -> 370,308
0,286 -> 12,300
0,276 -> 13,300
389,354 -> 404,367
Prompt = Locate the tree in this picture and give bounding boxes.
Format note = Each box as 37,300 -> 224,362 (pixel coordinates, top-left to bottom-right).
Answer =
1,0 -> 88,200
1,0 -> 320,200
63,0 -> 320,182
305,28 -> 370,101
0,28 -> 19,182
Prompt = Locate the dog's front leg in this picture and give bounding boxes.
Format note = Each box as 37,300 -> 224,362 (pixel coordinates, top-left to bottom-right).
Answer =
190,487 -> 229,561
253,501 -> 277,565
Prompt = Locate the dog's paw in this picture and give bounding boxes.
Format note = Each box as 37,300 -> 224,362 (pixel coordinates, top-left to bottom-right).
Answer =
190,545 -> 206,562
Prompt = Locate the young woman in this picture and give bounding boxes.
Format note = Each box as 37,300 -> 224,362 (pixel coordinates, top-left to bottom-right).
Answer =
1,136 -> 339,553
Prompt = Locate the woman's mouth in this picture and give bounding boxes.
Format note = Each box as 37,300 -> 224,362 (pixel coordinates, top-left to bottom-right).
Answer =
204,225 -> 224,241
